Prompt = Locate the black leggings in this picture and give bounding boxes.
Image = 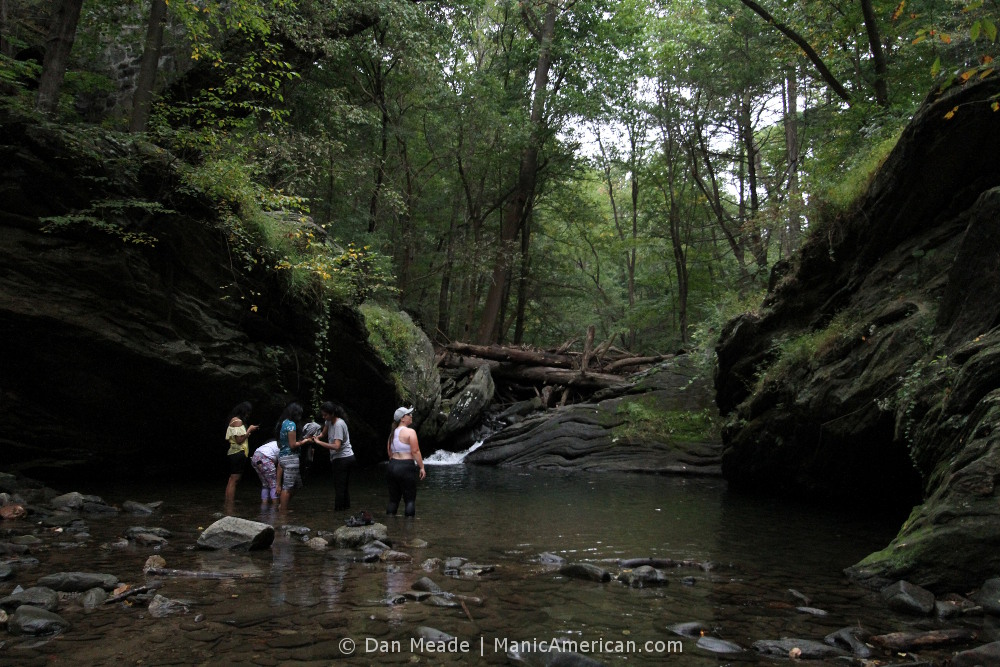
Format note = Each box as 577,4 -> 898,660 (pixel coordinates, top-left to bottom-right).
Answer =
331,455 -> 355,510
386,459 -> 418,517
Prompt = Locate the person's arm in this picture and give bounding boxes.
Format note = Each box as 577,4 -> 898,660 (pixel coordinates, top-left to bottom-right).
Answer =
316,421 -> 329,441
313,438 -> 340,451
408,429 -> 426,480
230,419 -> 256,444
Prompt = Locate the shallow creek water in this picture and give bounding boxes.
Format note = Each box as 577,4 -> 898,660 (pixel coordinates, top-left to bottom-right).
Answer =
0,463 -> 976,665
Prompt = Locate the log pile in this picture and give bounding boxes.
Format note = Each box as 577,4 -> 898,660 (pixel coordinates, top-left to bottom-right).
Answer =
436,332 -> 672,406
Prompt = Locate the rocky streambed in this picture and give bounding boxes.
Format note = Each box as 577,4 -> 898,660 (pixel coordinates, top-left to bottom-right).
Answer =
4,469 -> 1000,665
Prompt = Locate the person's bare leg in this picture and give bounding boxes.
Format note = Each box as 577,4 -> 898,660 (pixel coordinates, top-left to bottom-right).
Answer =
279,489 -> 291,512
225,474 -> 241,502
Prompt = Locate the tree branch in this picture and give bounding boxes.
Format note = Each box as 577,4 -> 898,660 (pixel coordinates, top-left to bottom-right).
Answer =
737,0 -> 853,105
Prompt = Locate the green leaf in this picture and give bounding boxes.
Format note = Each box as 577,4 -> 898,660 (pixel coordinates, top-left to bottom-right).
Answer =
984,19 -> 998,42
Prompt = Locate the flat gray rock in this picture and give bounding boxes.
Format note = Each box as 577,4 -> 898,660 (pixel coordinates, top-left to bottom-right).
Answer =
35,572 -> 119,592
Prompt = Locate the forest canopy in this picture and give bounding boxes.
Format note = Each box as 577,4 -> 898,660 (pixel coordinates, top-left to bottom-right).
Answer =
2,0 -> 997,355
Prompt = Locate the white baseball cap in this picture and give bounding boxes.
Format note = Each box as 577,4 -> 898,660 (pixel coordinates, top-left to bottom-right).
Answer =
393,406 -> 414,421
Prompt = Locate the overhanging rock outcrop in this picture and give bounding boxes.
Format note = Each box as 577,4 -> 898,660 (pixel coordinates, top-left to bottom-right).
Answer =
0,114 -> 397,476
714,74 -> 1000,591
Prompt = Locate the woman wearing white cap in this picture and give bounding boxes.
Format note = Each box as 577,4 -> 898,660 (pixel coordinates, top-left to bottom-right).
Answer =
386,406 -> 425,516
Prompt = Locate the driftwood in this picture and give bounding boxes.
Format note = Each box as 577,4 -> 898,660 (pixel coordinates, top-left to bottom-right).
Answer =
869,628 -> 977,651
104,584 -> 153,604
144,567 -> 261,580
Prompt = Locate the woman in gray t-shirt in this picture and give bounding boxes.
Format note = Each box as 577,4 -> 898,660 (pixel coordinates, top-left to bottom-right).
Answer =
312,401 -> 356,510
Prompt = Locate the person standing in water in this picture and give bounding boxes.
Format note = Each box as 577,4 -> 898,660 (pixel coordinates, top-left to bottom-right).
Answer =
385,406 -> 425,517
275,402 -> 310,512
312,401 -> 356,511
225,402 -> 258,503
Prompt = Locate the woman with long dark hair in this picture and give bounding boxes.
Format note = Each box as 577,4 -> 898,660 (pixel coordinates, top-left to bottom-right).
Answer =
225,402 -> 258,503
274,402 -> 310,512
312,401 -> 356,510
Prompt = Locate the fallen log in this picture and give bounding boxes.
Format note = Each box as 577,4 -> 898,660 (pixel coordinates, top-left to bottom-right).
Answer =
440,353 -> 628,390
144,567 -> 261,580
445,342 -> 578,369
604,354 -> 672,372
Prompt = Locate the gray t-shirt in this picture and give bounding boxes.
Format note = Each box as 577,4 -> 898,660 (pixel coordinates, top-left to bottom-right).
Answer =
327,419 -> 354,460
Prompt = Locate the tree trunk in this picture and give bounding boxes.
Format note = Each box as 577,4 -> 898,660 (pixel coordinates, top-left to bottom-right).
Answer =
513,212 -> 532,345
783,64 -> 802,256
738,90 -> 767,272
35,0 -> 84,115
369,99 -> 389,233
860,0 -> 889,107
1,0 -> 12,57
129,0 -> 168,133
668,199 -> 689,345
476,3 -> 557,344
436,212 -> 457,339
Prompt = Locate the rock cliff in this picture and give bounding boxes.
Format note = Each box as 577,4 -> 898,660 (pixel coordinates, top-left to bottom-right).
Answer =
0,114 -> 398,477
714,74 -> 1000,591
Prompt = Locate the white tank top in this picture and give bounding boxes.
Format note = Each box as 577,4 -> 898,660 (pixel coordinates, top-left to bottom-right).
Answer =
391,426 -> 411,455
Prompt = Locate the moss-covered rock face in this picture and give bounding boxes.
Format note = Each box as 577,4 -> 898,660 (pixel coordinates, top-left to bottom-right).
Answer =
714,75 -> 1000,591
0,114 -> 398,476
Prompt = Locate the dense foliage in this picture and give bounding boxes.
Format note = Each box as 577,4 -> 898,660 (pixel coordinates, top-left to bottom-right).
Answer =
2,0 -> 996,354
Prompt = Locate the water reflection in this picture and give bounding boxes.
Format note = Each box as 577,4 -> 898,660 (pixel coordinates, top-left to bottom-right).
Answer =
3,465 -> 913,665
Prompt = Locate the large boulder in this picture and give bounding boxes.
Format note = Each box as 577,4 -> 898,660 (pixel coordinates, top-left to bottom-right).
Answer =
714,75 -> 1000,590
196,516 -> 274,551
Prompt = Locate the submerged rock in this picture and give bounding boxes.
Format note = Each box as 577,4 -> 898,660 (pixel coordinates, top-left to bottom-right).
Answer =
80,587 -> 108,609
882,580 -> 935,615
49,492 -> 85,510
148,594 -> 190,618
668,621 -> 710,638
618,565 -> 668,588
0,586 -> 59,611
332,523 -> 388,549
753,638 -> 848,659
559,563 -> 612,583
122,500 -> 156,515
696,636 -> 741,653
36,571 -> 119,591
824,627 -> 872,658
952,641 -> 1000,667
7,605 -> 70,635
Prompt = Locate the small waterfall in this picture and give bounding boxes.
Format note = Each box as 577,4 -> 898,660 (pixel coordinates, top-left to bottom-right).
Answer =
424,440 -> 484,466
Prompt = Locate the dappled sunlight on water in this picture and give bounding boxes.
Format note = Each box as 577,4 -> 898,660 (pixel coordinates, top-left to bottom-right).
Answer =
1,465 -> 927,665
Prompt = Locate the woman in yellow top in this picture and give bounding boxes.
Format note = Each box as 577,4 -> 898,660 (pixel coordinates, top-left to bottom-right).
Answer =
225,402 -> 259,503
